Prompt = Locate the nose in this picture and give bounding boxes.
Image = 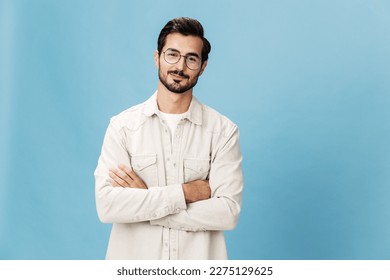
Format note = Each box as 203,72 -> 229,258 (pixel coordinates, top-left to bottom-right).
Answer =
176,55 -> 186,70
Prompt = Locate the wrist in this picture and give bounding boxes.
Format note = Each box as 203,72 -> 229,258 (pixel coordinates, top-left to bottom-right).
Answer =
182,183 -> 191,203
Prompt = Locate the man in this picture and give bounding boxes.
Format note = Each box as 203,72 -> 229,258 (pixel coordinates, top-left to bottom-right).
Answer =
94,17 -> 243,260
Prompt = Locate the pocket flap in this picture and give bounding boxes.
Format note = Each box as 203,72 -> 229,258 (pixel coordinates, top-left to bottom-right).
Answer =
131,155 -> 157,171
184,158 -> 210,174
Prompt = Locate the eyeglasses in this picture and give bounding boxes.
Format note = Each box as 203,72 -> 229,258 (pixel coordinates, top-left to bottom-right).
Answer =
162,49 -> 202,70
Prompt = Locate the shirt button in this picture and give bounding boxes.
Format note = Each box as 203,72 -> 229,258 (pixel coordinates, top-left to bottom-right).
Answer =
173,163 -> 176,167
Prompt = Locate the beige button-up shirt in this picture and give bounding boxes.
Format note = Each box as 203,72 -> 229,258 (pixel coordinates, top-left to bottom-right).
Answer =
94,92 -> 243,259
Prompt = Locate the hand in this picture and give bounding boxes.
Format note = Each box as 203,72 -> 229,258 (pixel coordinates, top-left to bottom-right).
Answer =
182,180 -> 211,203
109,164 -> 147,189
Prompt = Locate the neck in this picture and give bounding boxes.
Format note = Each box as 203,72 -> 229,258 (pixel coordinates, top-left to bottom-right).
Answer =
157,83 -> 193,114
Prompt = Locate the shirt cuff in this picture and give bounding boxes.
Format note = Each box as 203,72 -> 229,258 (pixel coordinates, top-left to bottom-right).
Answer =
163,183 -> 187,214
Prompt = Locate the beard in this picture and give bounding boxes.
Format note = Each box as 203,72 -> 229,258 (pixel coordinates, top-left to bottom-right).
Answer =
158,68 -> 200,94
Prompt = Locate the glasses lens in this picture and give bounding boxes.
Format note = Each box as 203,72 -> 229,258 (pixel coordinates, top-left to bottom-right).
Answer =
186,56 -> 201,70
164,50 -> 180,64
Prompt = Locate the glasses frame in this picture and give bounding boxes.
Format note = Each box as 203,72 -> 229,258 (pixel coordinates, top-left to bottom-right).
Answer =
162,49 -> 202,71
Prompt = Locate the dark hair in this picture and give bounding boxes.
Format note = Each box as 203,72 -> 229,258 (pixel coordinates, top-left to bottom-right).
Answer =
157,17 -> 211,62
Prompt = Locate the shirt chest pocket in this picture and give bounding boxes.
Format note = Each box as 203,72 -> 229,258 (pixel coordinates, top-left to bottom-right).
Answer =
183,158 -> 210,183
131,154 -> 158,188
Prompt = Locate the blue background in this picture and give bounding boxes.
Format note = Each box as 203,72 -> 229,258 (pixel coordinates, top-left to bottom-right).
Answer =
1,0 -> 389,259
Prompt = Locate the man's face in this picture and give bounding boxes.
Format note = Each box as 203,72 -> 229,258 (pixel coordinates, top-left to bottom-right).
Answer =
155,33 -> 207,94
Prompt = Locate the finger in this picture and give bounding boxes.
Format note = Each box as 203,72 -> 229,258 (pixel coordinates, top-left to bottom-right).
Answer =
111,167 -> 133,185
115,168 -> 134,186
108,170 -> 117,181
129,170 -> 141,180
110,176 -> 123,187
116,165 -> 148,189
129,171 -> 148,189
109,170 -> 129,187
109,171 -> 122,186
133,177 -> 148,189
109,178 -> 120,187
118,164 -> 136,179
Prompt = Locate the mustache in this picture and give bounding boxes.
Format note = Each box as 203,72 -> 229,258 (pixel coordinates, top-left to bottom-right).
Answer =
168,70 -> 189,79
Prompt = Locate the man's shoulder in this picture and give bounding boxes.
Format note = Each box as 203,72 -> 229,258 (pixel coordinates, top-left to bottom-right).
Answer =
198,101 -> 238,136
109,99 -> 150,131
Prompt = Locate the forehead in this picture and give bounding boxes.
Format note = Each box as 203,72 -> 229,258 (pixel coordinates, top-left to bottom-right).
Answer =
164,33 -> 203,55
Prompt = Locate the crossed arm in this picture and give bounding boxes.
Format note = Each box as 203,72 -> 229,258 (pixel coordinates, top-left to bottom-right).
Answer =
108,159 -> 242,231
95,121 -> 243,231
109,164 -> 211,203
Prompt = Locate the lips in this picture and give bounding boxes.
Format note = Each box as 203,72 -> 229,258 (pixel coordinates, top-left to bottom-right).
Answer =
168,70 -> 189,80
171,73 -> 184,79
170,74 -> 186,84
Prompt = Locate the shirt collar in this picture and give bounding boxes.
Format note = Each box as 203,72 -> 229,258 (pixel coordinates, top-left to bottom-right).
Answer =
143,91 -> 202,125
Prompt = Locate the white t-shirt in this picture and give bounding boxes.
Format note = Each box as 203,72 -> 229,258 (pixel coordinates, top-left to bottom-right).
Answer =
158,110 -> 186,142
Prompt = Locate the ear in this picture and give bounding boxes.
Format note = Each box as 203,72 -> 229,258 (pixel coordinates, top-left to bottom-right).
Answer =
154,50 -> 160,68
198,60 -> 208,77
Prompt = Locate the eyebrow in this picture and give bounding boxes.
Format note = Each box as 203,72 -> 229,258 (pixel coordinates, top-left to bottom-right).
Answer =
166,48 -> 201,58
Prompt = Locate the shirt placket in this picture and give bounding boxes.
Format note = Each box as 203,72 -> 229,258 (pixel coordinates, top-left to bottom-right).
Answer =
170,121 -> 184,259
160,118 -> 184,260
